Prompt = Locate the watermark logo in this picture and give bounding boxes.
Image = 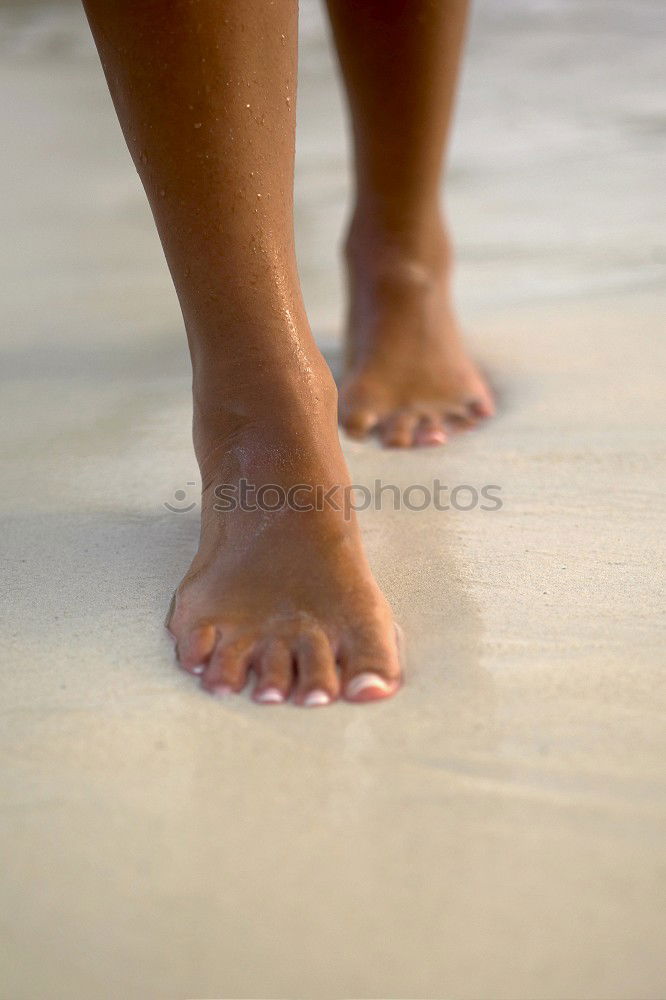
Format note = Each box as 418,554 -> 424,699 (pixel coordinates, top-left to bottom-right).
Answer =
163,481 -> 197,513
165,479 -> 503,518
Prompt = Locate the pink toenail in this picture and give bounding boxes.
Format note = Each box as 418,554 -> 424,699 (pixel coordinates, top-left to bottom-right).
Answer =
192,664 -> 205,675
346,672 -> 392,699
212,684 -> 233,698
256,687 -> 284,704
424,431 -> 446,445
303,689 -> 331,707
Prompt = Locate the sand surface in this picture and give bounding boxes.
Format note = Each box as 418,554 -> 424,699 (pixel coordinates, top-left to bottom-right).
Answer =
1,2 -> 665,998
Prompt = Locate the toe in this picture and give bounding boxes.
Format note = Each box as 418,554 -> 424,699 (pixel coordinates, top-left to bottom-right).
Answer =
414,414 -> 448,447
444,396 -> 479,427
380,410 -> 419,448
341,407 -> 379,440
341,630 -> 401,703
339,377 -> 382,440
465,375 -> 495,420
202,634 -> 255,695
253,639 -> 293,705
177,624 -> 217,674
468,392 -> 495,419
293,629 -> 339,707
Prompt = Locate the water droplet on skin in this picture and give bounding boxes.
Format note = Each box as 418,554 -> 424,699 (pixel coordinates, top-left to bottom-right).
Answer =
246,103 -> 251,109
257,193 -> 262,199
160,189 -> 166,197
194,122 -> 202,128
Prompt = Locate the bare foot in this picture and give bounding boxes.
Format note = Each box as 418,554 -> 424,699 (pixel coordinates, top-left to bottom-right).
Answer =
339,219 -> 495,447
167,360 -> 401,707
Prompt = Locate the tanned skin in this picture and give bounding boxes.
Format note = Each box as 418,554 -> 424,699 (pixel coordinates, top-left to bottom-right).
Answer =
81,0 -> 492,706
327,0 -> 494,446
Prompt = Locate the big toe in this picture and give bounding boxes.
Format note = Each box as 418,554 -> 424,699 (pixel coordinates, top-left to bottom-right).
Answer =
341,630 -> 402,703
340,405 -> 379,440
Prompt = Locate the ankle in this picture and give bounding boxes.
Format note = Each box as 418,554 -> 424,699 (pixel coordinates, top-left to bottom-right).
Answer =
344,205 -> 451,279
188,291 -> 334,408
192,348 -> 338,472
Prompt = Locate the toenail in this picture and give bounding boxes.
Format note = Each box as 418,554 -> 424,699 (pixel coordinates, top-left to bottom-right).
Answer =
424,431 -> 447,445
192,664 -> 205,675
303,689 -> 331,707
211,684 -> 233,697
346,672 -> 393,699
256,687 -> 284,704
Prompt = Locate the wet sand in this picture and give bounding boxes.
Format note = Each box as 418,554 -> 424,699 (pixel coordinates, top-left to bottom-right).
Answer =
1,2 -> 665,998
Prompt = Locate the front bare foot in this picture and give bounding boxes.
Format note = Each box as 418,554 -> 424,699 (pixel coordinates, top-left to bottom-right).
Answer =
339,218 -> 494,447
168,360 -> 401,707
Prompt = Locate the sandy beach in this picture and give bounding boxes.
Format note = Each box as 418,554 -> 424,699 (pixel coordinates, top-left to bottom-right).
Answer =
1,2 -> 665,997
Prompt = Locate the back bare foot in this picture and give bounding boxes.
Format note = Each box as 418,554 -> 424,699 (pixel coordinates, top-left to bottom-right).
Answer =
340,217 -> 494,448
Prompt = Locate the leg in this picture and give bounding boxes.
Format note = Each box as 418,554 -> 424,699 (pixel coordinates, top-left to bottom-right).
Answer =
325,0 -> 495,447
82,0 -> 400,704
